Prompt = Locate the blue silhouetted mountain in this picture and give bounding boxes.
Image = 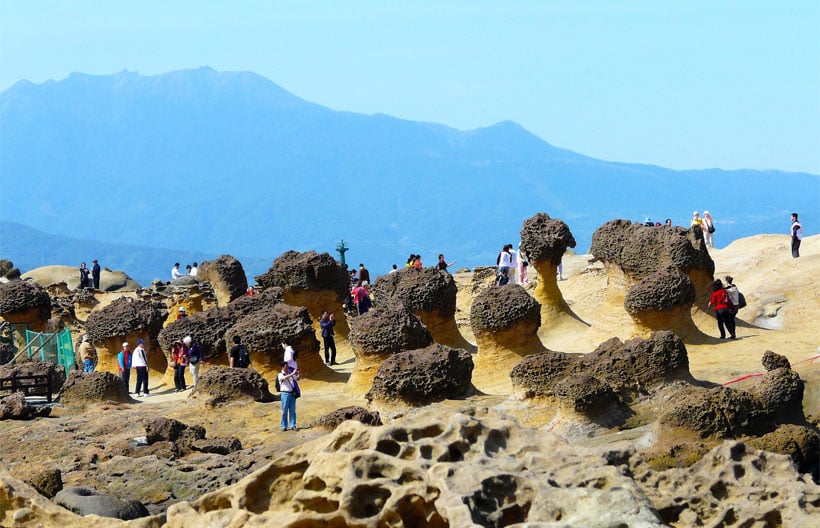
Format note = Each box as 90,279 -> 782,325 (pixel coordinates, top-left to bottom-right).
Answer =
1,67 -> 817,282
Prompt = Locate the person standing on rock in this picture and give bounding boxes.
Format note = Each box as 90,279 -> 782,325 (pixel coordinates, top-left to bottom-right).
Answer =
437,254 -> 456,273
132,339 -> 151,397
508,245 -> 518,284
320,310 -> 337,365
91,259 -> 101,289
117,342 -> 132,392
707,279 -> 736,340
190,262 -> 198,278
496,244 -> 512,282
702,211 -> 716,248
78,262 -> 91,289
229,335 -> 250,368
351,282 -> 372,315
358,263 -> 370,286
690,211 -> 702,230
172,340 -> 188,391
171,263 -> 182,280
78,335 -> 97,372
790,212 -> 803,258
184,336 -> 203,385
277,361 -> 299,431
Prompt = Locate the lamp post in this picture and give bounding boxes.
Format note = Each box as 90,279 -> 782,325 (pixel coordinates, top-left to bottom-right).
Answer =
336,239 -> 349,266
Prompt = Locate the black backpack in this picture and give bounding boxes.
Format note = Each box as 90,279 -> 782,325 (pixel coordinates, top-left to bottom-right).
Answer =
235,345 -> 250,368
274,375 -> 281,392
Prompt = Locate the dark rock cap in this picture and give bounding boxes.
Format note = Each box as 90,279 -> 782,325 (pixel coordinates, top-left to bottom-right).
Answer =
348,303 -> 432,357
370,267 -> 457,316
0,279 -> 51,319
470,284 -> 541,333
624,266 -> 696,314
255,250 -> 349,301
519,212 -> 576,264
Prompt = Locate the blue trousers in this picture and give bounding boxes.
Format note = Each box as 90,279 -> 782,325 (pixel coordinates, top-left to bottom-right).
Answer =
83,359 -> 95,372
280,392 -> 296,430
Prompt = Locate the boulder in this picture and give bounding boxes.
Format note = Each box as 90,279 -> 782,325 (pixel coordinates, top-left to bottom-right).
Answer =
59,371 -> 132,404
623,266 -> 699,337
25,468 -> 62,498
189,365 -> 275,404
761,350 -> 791,371
746,424 -> 819,478
54,486 -> 150,520
0,391 -> 52,420
197,255 -> 248,307
659,386 -> 761,438
347,303 -> 432,394
143,416 -> 206,455
748,368 -> 804,423
312,406 -> 383,430
553,373 -> 622,415
190,437 -> 243,455
366,344 -> 474,406
0,279 -> 51,331
510,349 -> 580,398
21,264 -> 140,291
371,267 -> 467,349
0,259 -> 21,280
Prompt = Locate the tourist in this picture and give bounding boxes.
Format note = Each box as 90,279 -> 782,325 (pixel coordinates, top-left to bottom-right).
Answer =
358,263 -> 370,286
406,254 -> 415,268
171,263 -> 182,280
79,262 -> 91,289
724,276 -> 740,337
277,362 -> 299,431
184,336 -> 203,385
320,310 -> 337,365
389,264 -> 398,274
509,245 -> 518,284
91,259 -> 101,289
707,279 -> 735,340
185,264 -> 192,275
690,211 -> 702,230
412,255 -> 423,269
282,341 -> 299,372
437,254 -> 455,272
664,218 -> 673,227
132,339 -> 151,397
520,261 -> 529,284
790,212 -> 803,258
351,281 -> 372,315
78,334 -> 97,372
117,342 -> 132,393
229,335 -> 250,368
190,262 -> 198,278
177,306 -> 187,320
702,211 -> 716,248
245,285 -> 257,296
172,340 -> 188,391
496,267 -> 510,286
517,246 -> 527,283
496,244 -> 512,282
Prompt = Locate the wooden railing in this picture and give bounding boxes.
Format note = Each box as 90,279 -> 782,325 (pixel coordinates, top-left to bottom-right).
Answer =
0,371 -> 53,402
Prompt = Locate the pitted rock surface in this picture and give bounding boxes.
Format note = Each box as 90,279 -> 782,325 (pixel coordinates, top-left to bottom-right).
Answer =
348,303 -> 432,357
748,367 -> 804,422
224,303 -> 320,365
509,349 -> 578,397
198,255 -> 248,305
25,467 -> 62,498
746,424 -> 820,478
169,275 -> 198,287
59,371 -> 132,404
0,392 -> 52,420
366,344 -> 474,405
590,219 -> 714,280
371,267 -> 457,316
470,284 -> 540,332
85,297 -> 166,343
553,373 -> 621,414
762,350 -> 791,371
0,259 -> 21,280
54,485 -> 150,520
0,359 -> 67,393
0,279 -> 51,320
624,265 -> 696,314
143,416 -> 214,456
660,386 -> 762,438
190,365 -> 275,404
255,250 -> 349,300
519,212 -> 577,264
312,406 -> 383,429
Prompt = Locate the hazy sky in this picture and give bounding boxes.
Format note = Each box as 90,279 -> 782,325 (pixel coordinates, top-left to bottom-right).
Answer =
2,0 -> 818,173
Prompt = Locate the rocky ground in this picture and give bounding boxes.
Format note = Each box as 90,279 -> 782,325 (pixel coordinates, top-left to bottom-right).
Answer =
0,232 -> 818,527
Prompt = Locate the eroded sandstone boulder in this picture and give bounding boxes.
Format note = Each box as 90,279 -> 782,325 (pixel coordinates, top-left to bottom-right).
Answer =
0,259 -> 21,281
0,279 -> 51,331
0,392 -> 52,420
746,424 -> 819,478
54,485 -> 150,520
509,349 -> 579,398
59,371 -> 131,404
21,264 -> 140,291
197,255 -> 248,307
189,365 -> 275,404
312,406 -> 383,430
366,344 -> 474,406
623,266 -> 699,336
25,467 -> 62,498
762,350 -> 791,371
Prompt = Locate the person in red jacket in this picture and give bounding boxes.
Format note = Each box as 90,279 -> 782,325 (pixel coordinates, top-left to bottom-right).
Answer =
707,279 -> 736,340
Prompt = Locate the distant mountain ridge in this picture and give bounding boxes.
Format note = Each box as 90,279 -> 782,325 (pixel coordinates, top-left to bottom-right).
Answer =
1,67 -> 817,279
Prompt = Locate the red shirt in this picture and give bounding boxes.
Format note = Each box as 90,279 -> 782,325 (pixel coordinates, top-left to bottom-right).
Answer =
710,289 -> 731,310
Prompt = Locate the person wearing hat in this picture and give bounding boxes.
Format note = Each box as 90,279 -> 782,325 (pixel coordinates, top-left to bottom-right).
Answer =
350,281 -> 371,315
78,335 -> 97,372
177,306 -> 188,320
91,259 -> 101,289
132,338 -> 151,396
183,335 -> 204,385
117,342 -> 132,392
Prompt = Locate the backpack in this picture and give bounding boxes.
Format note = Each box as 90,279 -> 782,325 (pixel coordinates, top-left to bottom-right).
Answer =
189,343 -> 202,364
235,345 -> 250,368
737,291 -> 747,309
274,375 -> 281,392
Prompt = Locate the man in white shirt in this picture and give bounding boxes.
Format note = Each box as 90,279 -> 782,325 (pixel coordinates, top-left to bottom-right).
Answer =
190,262 -> 198,278
790,213 -> 803,258
171,263 -> 182,280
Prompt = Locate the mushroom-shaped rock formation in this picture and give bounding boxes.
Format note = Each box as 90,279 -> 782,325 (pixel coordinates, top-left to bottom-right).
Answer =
590,219 -> 715,340
370,267 -> 469,349
519,213 -> 586,333
85,297 -> 167,375
0,259 -> 21,281
0,279 -> 51,331
21,265 -> 140,291
256,250 -> 351,335
312,406 -> 383,430
59,371 -> 132,404
189,366 -> 275,405
197,255 -> 248,307
347,303 -> 433,394
469,284 -> 543,391
366,344 -> 474,406
623,266 -> 698,337
224,303 -> 322,379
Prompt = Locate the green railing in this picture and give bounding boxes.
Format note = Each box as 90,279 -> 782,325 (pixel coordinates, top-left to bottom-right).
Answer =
22,329 -> 75,376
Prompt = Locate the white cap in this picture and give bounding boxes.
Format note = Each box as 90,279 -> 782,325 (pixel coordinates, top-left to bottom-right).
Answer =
183,336 -> 192,345
178,307 -> 186,312
122,342 -> 129,348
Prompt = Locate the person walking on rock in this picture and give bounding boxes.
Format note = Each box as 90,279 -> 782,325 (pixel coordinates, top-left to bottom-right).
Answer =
172,340 -> 188,391
78,335 -> 97,372
117,342 -> 132,393
132,339 -> 151,397
184,336 -> 203,385
91,259 -> 101,289
790,212 -> 803,258
320,310 -> 337,365
496,244 -> 512,283
708,279 -> 736,340
278,362 -> 299,431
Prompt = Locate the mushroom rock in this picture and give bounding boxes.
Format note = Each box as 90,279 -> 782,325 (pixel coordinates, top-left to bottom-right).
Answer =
21,265 -> 140,292
0,279 -> 51,332
0,259 -> 21,281
85,297 -> 167,375
255,250 -> 351,336
59,371 -> 133,404
197,255 -> 248,307
225,303 -> 322,380
190,366 -> 275,405
469,284 -> 544,393
347,303 -> 433,394
519,213 -> 586,332
370,267 -> 470,350
365,343 -> 474,407
623,266 -> 699,338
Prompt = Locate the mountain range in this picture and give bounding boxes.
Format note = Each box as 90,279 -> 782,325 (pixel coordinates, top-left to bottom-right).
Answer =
1,67 -> 817,285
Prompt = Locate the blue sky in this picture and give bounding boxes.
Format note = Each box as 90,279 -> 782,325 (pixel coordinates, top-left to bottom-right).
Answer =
2,0 -> 818,173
